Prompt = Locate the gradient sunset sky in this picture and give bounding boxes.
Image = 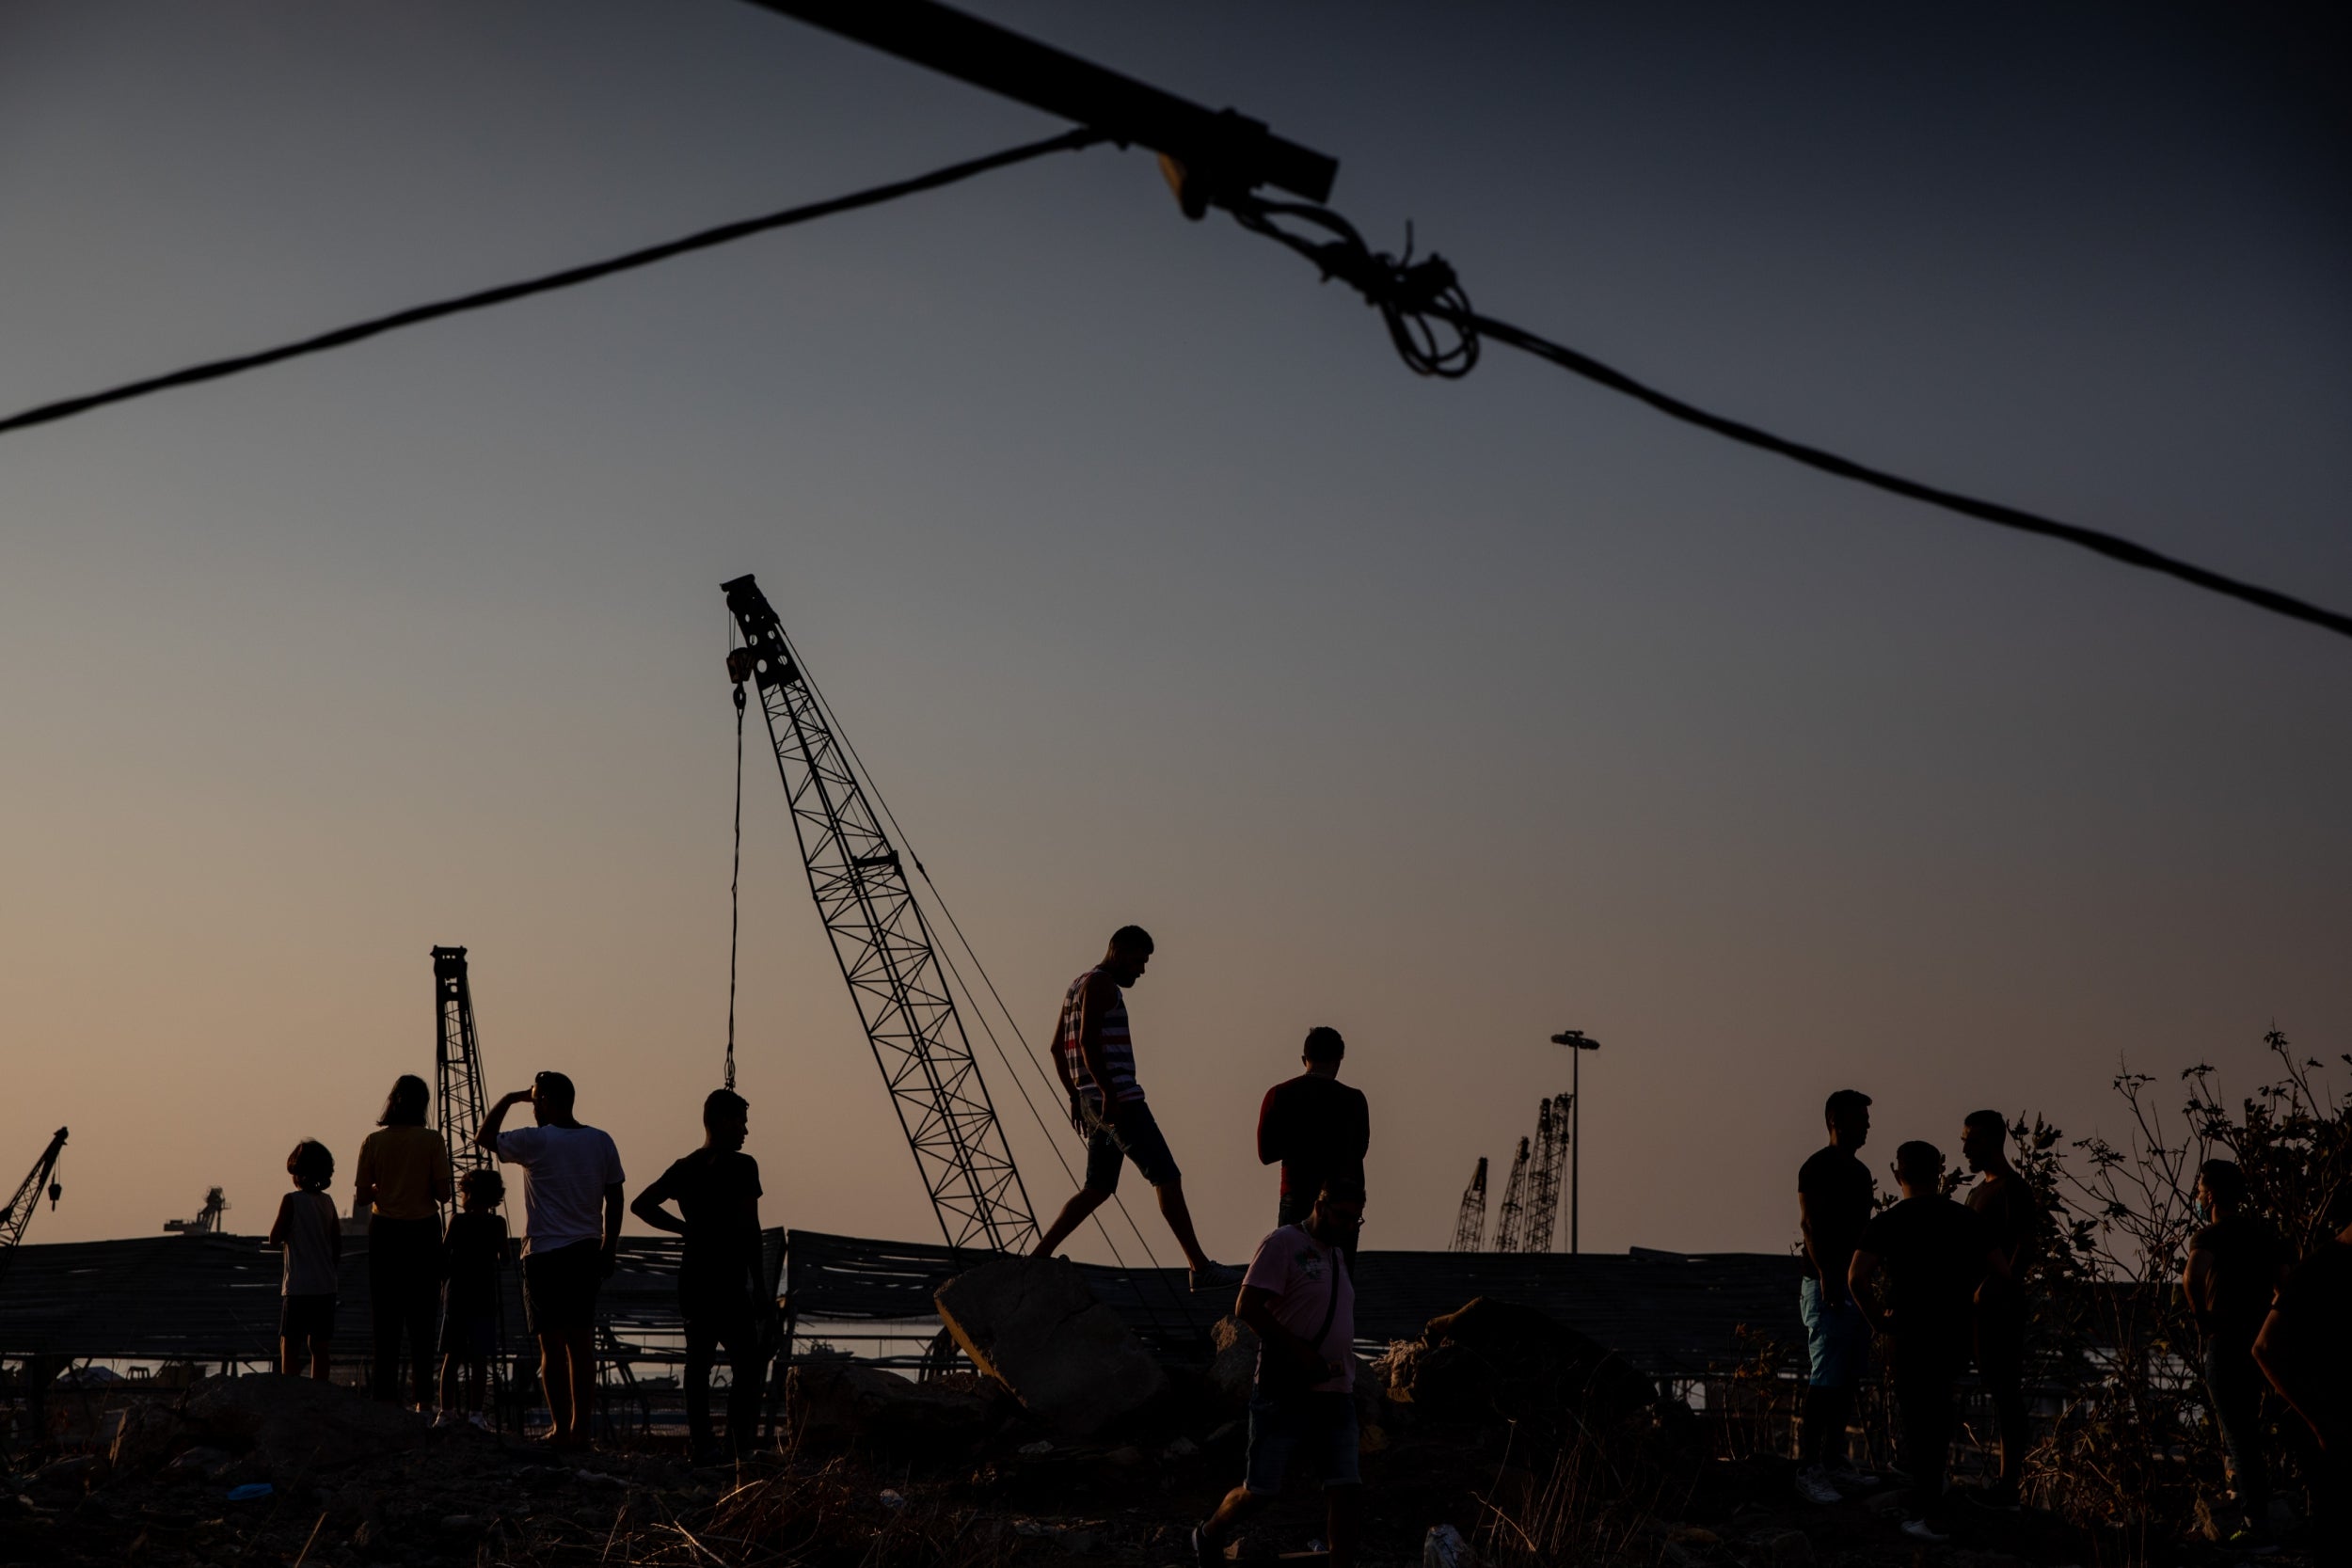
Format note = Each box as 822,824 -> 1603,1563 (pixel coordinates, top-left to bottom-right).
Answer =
3,2 -> 2346,1259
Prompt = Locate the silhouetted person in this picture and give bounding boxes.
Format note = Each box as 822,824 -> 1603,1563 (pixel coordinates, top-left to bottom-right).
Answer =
436,1167 -> 506,1430
478,1071 -> 624,1450
1033,927 -> 1241,1290
2183,1157 -> 2291,1544
1851,1140 -> 2006,1544
633,1088 -> 770,1463
1962,1109 -> 2042,1508
2254,1183 -> 2352,1564
1795,1088 -> 1875,1504
1193,1178 -> 1366,1568
354,1073 -> 453,1409
268,1139 -> 341,1382
1258,1026 -> 1370,1243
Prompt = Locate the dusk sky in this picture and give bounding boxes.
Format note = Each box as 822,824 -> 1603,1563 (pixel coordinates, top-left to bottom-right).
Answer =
4,3 -> 2346,1261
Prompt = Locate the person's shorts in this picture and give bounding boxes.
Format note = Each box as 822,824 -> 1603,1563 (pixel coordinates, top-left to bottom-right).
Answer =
680,1271 -> 763,1346
1244,1392 -> 1360,1495
1081,1095 -> 1181,1193
1799,1275 -> 1868,1389
522,1240 -> 603,1336
280,1293 -> 337,1341
439,1310 -> 500,1359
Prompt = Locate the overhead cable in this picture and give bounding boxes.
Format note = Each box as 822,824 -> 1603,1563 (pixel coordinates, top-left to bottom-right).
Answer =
1230,198 -> 2352,643
0,129 -> 1102,440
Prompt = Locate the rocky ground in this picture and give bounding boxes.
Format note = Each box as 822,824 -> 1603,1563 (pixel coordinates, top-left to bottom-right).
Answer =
0,1277 -> 2330,1566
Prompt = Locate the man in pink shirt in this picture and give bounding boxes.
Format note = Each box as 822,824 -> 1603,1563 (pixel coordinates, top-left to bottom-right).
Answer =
1193,1178 -> 1365,1568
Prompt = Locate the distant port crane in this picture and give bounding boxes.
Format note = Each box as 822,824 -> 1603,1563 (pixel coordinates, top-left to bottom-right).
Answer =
723,574 -> 1036,1253
164,1186 -> 228,1235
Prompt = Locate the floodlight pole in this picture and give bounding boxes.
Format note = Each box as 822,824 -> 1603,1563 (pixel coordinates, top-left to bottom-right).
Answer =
1550,1030 -> 1599,1253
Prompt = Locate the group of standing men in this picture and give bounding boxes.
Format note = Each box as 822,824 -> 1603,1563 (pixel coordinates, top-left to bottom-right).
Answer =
1795,1088 -> 2352,1553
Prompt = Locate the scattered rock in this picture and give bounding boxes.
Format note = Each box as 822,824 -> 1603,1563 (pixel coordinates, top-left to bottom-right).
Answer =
1383,1297 -> 1657,1432
1746,1525 -> 1813,1566
440,1513 -> 479,1529
108,1404 -> 190,1473
935,1256 -> 1168,1435
163,1448 -> 235,1480
185,1373 -> 430,1472
1423,1522 -> 1478,1568
1160,1436 -> 1200,1460
1104,1445 -> 1144,1468
1058,1528 -> 1101,1554
1018,1439 -> 1055,1456
1207,1316 -> 1260,1408
787,1359 -> 993,1455
30,1456 -> 96,1492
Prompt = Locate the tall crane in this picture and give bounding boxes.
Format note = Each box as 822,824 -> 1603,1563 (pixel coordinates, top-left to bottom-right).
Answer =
723,574 -> 1037,1254
1522,1093 -> 1573,1253
1491,1137 -> 1532,1253
0,1128 -> 66,1290
434,946 -> 494,1195
1450,1156 -> 1488,1253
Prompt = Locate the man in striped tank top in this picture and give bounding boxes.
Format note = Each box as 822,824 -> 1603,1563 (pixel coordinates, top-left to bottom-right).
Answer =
1033,926 -> 1243,1291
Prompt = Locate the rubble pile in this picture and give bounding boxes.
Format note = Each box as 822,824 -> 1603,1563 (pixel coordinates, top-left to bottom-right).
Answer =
0,1293 -> 2136,1566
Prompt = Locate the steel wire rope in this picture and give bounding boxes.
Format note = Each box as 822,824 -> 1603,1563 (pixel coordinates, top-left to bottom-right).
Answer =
1228,197 -> 2352,644
770,624 -> 1203,1333
0,128 -> 1103,440
724,677 -> 747,1093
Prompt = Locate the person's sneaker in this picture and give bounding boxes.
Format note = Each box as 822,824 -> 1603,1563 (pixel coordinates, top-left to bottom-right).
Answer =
1899,1517 -> 1952,1544
1189,1260 -> 1244,1291
466,1411 -> 492,1433
1794,1465 -> 1844,1506
429,1410 -> 457,1430
1190,1524 -> 1219,1568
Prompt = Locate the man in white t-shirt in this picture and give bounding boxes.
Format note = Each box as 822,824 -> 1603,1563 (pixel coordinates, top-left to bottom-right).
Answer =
476,1070 -> 625,1449
1193,1178 -> 1365,1568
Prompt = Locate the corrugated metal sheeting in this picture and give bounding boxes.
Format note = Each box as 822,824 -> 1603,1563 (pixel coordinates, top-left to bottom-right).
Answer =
1,1229 -> 1803,1380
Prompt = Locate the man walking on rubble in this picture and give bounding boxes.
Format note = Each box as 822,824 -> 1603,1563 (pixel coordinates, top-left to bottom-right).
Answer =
1258,1026 -> 1370,1259
1193,1177 -> 1367,1568
1794,1088 -> 1876,1506
479,1071 -> 625,1450
1032,926 -> 1242,1291
1851,1140 -> 2009,1545
1961,1109 -> 2042,1508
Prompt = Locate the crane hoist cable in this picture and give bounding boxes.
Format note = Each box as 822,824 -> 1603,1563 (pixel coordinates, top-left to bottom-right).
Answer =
725,675 -> 747,1094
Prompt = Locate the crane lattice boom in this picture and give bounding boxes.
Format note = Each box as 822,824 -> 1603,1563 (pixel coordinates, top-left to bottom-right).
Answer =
1450,1156 -> 1488,1253
0,1127 -> 67,1289
1492,1136 -> 1532,1253
1523,1093 -> 1573,1253
435,946 -> 494,1198
723,574 -> 1036,1253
